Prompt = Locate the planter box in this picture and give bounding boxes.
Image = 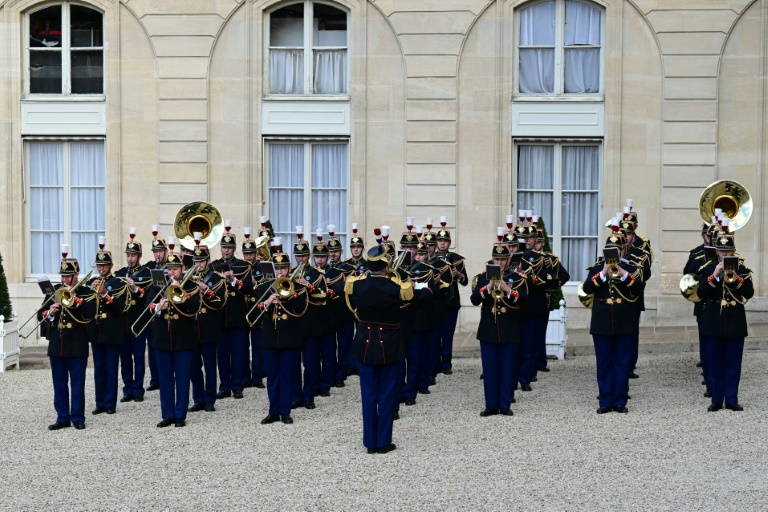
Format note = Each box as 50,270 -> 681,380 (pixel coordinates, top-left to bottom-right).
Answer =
1,313 -> 20,372
546,305 -> 568,360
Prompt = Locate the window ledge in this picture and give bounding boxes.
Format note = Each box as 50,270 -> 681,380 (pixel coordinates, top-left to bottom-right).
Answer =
512,95 -> 604,103
263,95 -> 350,102
22,95 -> 106,103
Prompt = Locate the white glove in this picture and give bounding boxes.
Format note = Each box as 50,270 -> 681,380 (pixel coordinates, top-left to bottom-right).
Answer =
414,283 -> 428,290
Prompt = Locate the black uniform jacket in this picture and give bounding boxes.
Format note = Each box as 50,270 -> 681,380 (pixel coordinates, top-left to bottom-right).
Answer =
39,285 -> 97,358
346,274 -> 415,366
437,251 -> 469,310
697,262 -> 753,338
521,250 -> 550,319
257,281 -> 309,350
195,269 -> 227,345
470,270 -> 528,345
115,265 -> 152,334
300,265 -> 332,337
683,244 -> 707,318
409,262 -> 437,332
428,254 -> 453,323
150,281 -> 201,352
544,252 -> 570,310
582,260 -> 646,336
247,263 -> 268,331
334,258 -> 364,324
322,264 -> 347,332
213,257 -> 254,329
87,275 -> 129,346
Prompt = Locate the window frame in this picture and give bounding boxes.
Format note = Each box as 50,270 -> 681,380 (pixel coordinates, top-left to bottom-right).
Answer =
24,138 -> 106,281
24,1 -> 105,99
513,0 -> 605,100
264,0 -> 350,98
513,139 -> 603,284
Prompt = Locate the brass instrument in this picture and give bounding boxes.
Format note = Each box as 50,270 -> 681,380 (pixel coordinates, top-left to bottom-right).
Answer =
699,180 -> 752,231
577,282 -> 594,309
679,274 -> 701,303
19,271 -> 94,339
386,251 -> 408,284
245,264 -> 304,326
130,280 -> 168,337
166,268 -> 196,304
174,201 -> 225,251
724,257 -> 738,284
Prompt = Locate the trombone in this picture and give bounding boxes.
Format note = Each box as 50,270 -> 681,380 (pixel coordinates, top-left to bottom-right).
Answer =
130,268 -> 196,337
245,264 -> 305,327
19,270 -> 94,339
386,251 -> 408,284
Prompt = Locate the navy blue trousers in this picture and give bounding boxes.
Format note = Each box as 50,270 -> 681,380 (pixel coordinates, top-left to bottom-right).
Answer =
218,327 -> 246,393
120,331 -> 147,396
92,343 -> 120,410
147,330 -> 159,387
417,330 -> 432,390
50,356 -> 87,424
405,331 -> 428,399
292,347 -> 304,404
518,318 -> 540,384
480,342 -> 516,410
302,336 -> 321,402
698,320 -> 713,391
536,315 -> 550,370
156,349 -> 192,420
593,334 -> 634,408
428,327 -> 442,379
358,362 -> 399,449
191,343 -> 217,405
250,329 -> 265,382
319,333 -> 337,391
439,309 -> 460,371
334,322 -> 354,381
265,348 -> 300,415
704,335 -> 744,405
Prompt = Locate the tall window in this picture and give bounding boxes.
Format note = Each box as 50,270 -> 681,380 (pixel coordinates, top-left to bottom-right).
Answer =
267,142 -> 349,260
517,0 -> 602,96
27,3 -> 104,95
27,141 -> 105,276
516,143 -> 600,280
267,1 -> 348,95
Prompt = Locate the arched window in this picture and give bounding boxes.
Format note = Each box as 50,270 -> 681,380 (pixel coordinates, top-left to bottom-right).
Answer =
516,0 -> 602,96
266,1 -> 348,95
27,2 -> 104,95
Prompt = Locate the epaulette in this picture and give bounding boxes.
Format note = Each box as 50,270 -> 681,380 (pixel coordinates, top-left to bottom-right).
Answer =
471,273 -> 480,290
344,274 -> 366,295
399,280 -> 414,301
315,267 -> 326,275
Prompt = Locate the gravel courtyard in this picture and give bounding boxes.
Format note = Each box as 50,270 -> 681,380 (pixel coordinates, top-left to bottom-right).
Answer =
1,351 -> 766,511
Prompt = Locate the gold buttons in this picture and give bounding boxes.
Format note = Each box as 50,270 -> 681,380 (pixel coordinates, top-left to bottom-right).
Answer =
230,292 -> 237,297
616,298 -> 623,304
500,307 -> 507,313
163,314 -> 169,320
606,298 -> 614,305
200,308 -> 207,314
721,299 -> 728,306
281,314 -> 288,320
173,314 -> 179,320
101,313 -> 107,319
66,323 -> 73,328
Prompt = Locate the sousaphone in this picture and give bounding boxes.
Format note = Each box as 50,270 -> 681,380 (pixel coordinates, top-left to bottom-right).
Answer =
174,201 -> 225,251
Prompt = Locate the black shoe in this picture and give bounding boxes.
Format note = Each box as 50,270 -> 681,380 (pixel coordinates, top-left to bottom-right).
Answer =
596,406 -> 612,414
499,408 -> 513,416
291,401 -> 305,409
702,380 -> 707,385
404,399 -> 416,406
366,448 -> 377,455
480,374 -> 484,380
417,388 -> 431,395
106,409 -> 116,415
521,383 -> 532,392
629,372 -> 639,379
725,403 -> 744,411
696,361 -> 703,368
480,408 -> 499,417
48,422 -> 70,431
429,377 -> 437,385
347,369 -> 359,377
538,367 -> 550,372
243,381 -> 254,388
377,443 -> 396,454
511,397 -> 517,404
216,391 -> 232,399
205,404 -> 216,412
281,414 -> 294,424
233,391 -> 244,399
254,380 -> 266,389
174,420 -> 185,428
443,369 -> 453,375
73,421 -> 86,430
627,395 -> 632,400
704,390 -> 712,398
394,411 -> 400,420
613,405 -> 629,414
92,407 -> 107,415
305,402 -> 316,410
188,403 -> 205,413
261,414 -> 280,424
708,403 -> 723,412
119,395 -> 134,403
133,396 -> 144,403
147,384 -> 160,391
530,376 -> 538,382
318,390 -> 330,397
156,418 -> 175,428
333,380 -> 345,388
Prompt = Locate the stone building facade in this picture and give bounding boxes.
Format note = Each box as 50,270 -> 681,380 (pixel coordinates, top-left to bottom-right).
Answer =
1,0 -> 767,341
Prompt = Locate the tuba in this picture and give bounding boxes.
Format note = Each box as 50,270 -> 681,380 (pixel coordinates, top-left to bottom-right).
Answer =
577,282 -> 594,309
174,201 -> 225,251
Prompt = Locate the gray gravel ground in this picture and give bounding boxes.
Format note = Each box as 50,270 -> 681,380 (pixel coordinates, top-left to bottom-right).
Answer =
1,351 -> 767,511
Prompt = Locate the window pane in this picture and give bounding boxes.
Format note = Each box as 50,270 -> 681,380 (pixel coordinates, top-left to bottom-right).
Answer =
270,4 -> 304,47
70,5 -> 103,47
562,238 -> 597,281
519,49 -> 554,94
565,1 -> 601,46
313,4 -> 347,46
517,191 -> 553,230
270,49 -> 304,94
32,232 -> 64,276
29,6 -> 62,48
70,142 -> 105,186
311,144 -> 348,233
561,146 -> 599,189
313,49 -> 347,94
72,232 -> 101,268
519,1 -> 555,46
31,188 -> 64,231
561,193 -> 598,236
29,141 -> 64,275
269,144 -> 305,261
71,50 -> 103,94
30,51 -> 62,94
564,48 -> 599,93
30,142 -> 64,186
517,145 -> 554,189
269,144 -> 304,188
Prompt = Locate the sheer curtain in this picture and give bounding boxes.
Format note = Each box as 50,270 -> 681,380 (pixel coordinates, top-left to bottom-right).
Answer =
517,145 -> 554,229
269,144 -> 304,261
313,49 -> 347,94
519,1 -> 555,94
312,144 -> 348,249
70,142 -> 105,269
270,49 -> 304,94
564,0 -> 601,93
561,146 -> 599,280
30,142 -> 64,275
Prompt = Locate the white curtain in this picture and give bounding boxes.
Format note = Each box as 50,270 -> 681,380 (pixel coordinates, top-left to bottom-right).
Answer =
269,144 -> 305,261
270,49 -> 304,94
312,144 -> 348,250
564,1 -> 601,93
313,49 -> 347,94
561,146 -> 599,280
30,142 -> 64,275
70,142 -> 105,269
519,1 -> 555,94
516,145 -> 554,227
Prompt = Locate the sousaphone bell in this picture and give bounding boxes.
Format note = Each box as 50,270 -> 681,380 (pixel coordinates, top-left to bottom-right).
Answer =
174,201 -> 225,251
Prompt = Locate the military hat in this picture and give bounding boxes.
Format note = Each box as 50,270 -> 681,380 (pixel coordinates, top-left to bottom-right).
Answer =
514,224 -> 529,239
422,231 -> 437,246
59,258 -> 79,276
313,242 -> 329,256
150,238 -> 167,251
221,234 -> 237,248
166,253 -> 184,267
242,240 -> 258,254
193,245 -> 211,262
536,226 -> 545,241
626,211 -> 639,225
714,232 -> 735,250
125,241 -> 143,254
707,222 -> 721,239
436,229 -> 451,241
527,225 -> 539,239
272,252 -> 290,267
491,243 -> 511,259
350,236 -> 365,248
620,219 -> 636,235
383,241 -> 397,257
293,240 -> 310,256
95,251 -> 113,265
416,242 -> 429,255
400,232 -> 419,248
367,245 -> 389,272
502,231 -> 520,246
327,237 -> 342,252
258,227 -> 275,238
605,231 -> 627,249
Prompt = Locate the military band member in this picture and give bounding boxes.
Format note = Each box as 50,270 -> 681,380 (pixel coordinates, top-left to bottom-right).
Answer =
142,237 -> 171,391
697,227 -> 753,412
242,236 -> 266,389
582,228 -> 645,414
535,226 -> 569,373
423,231 -> 452,386
518,223 -> 549,391
435,228 -> 468,376
149,253 -> 200,428
337,234 -> 367,378
257,252 -> 309,425
684,222 -> 714,394
213,234 -> 253,400
328,235 -> 354,387
620,208 -> 651,379
41,257 -> 97,430
189,246 -> 226,413
89,251 -> 129,415
407,242 -> 436,401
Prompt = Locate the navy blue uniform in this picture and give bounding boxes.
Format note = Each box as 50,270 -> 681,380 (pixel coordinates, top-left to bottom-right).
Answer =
191,269 -> 226,407
247,263 -> 267,386
436,251 -> 468,373
335,257 -> 367,377
299,265 -> 331,403
408,262 -> 437,396
115,264 -> 152,398
519,250 -> 549,385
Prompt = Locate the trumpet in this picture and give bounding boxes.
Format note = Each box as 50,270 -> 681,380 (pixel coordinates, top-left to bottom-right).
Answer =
489,278 -> 505,300
19,271 -> 94,339
245,264 -> 305,327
